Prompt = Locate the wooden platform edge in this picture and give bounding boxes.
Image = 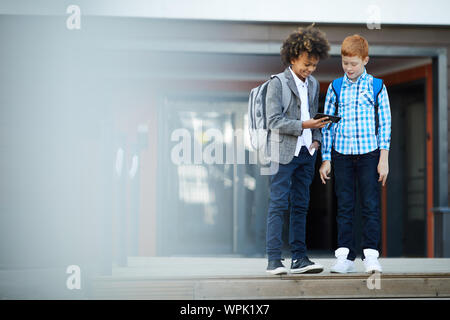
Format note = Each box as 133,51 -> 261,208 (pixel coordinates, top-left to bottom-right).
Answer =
90,273 -> 450,300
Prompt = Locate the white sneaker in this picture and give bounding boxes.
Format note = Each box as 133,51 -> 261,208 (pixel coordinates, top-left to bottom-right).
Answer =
330,248 -> 355,273
363,248 -> 382,273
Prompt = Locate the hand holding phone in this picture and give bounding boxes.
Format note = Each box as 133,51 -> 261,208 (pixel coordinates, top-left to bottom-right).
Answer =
303,117 -> 332,129
314,113 -> 341,123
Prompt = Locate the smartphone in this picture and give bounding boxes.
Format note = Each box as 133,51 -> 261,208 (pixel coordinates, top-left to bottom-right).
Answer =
314,113 -> 341,123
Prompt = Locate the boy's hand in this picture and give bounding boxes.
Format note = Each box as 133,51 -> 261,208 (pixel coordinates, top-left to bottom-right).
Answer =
309,141 -> 320,153
319,160 -> 331,184
378,149 -> 389,186
303,117 -> 332,129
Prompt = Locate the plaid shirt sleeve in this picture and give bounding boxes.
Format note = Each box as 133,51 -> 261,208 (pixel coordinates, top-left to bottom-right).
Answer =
377,84 -> 391,150
321,83 -> 337,161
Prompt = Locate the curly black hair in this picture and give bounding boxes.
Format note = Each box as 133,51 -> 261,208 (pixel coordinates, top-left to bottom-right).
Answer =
280,25 -> 330,66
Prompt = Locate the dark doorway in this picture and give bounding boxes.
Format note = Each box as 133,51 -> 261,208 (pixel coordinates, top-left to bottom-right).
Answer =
386,80 -> 427,257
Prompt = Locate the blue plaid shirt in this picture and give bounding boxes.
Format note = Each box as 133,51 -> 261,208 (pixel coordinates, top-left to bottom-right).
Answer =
321,69 -> 391,161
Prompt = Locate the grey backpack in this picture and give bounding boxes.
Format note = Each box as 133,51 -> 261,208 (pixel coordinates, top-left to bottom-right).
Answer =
247,72 -> 291,155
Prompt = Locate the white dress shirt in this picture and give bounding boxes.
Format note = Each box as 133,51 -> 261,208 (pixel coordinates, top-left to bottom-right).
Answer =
289,67 -> 314,156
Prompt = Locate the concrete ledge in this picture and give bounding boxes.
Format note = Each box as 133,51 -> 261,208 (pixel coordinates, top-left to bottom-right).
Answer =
90,257 -> 450,299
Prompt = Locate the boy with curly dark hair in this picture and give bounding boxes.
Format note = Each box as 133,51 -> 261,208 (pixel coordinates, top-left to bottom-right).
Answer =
265,25 -> 331,274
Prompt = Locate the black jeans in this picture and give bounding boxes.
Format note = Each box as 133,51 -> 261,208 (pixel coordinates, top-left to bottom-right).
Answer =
266,146 -> 317,261
332,148 -> 381,261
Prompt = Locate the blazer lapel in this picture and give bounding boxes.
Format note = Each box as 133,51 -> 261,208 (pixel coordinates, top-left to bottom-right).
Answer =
284,67 -> 301,102
307,76 -> 315,113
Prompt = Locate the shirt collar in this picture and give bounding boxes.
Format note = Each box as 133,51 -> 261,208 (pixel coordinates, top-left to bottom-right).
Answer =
289,66 -> 309,87
344,68 -> 368,84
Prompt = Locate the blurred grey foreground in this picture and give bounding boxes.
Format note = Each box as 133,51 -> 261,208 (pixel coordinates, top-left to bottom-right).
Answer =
0,14 -> 140,298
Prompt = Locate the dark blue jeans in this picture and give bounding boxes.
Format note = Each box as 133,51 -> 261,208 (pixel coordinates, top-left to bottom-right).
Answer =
332,148 -> 381,261
266,146 -> 317,261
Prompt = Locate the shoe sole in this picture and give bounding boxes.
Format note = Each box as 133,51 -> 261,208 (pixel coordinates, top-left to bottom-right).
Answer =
330,267 -> 356,274
290,265 -> 324,274
330,269 -> 356,274
266,267 -> 288,275
366,269 -> 382,274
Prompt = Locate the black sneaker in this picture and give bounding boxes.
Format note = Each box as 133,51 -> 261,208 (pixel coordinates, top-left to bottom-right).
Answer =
290,256 -> 324,274
266,259 -> 288,275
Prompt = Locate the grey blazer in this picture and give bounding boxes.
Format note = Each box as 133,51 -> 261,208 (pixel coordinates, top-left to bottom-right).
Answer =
265,66 -> 322,164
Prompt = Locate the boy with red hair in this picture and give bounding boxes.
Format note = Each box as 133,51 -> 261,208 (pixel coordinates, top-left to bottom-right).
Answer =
319,35 -> 391,273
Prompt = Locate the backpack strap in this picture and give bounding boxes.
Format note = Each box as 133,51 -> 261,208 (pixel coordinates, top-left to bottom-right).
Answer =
331,77 -> 344,116
271,73 -> 291,114
372,77 -> 383,136
331,76 -> 384,136
328,77 -> 344,130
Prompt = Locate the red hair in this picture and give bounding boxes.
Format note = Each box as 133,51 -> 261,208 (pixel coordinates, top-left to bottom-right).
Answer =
341,34 -> 369,59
